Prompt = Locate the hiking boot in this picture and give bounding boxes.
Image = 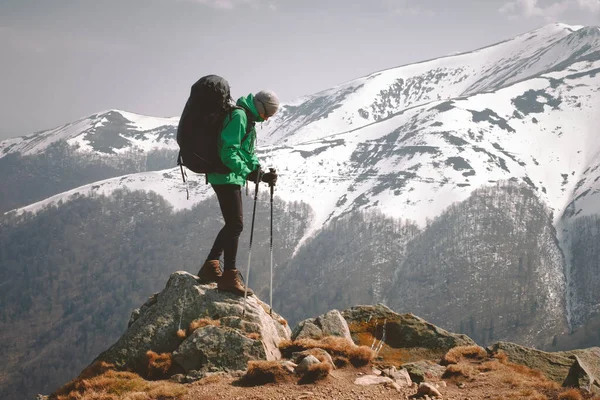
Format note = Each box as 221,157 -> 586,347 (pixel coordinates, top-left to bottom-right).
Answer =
197,260 -> 222,284
218,268 -> 254,297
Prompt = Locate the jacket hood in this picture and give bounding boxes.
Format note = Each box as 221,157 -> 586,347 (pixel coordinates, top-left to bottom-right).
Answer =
236,94 -> 264,123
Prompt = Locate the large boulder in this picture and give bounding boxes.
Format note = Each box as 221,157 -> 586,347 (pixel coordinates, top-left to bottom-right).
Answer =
489,342 -> 600,392
341,304 -> 475,364
94,271 -> 291,375
292,309 -> 353,342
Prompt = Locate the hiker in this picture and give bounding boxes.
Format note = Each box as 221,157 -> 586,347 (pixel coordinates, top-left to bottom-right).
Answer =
196,89 -> 280,296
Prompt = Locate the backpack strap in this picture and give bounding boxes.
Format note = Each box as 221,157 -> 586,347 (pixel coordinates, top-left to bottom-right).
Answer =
232,106 -> 255,144
177,151 -> 190,199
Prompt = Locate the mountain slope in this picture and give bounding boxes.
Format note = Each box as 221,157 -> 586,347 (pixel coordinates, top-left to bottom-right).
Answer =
0,110 -> 178,157
259,23 -> 598,146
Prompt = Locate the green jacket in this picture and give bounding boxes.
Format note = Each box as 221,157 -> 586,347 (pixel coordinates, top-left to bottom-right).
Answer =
207,94 -> 263,186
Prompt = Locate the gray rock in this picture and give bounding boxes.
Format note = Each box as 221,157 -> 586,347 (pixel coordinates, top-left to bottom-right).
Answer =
354,375 -> 394,386
93,271 -> 291,375
316,310 -> 353,342
292,319 -> 323,340
292,310 -> 352,342
173,325 -> 266,372
295,355 -> 321,375
402,361 -> 446,384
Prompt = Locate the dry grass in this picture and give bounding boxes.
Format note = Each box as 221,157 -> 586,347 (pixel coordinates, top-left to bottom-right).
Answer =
51,362 -> 187,400
239,361 -> 293,386
246,332 -> 261,340
558,389 -> 584,400
278,317 -> 288,327
501,389 -> 549,400
189,317 -> 220,334
146,351 -> 172,379
197,375 -> 224,386
279,336 -> 374,367
303,348 -> 334,367
493,350 -> 509,364
298,362 -> 332,384
333,356 -> 350,368
442,363 -> 476,380
177,329 -> 187,339
442,345 -> 488,365
478,360 -> 501,372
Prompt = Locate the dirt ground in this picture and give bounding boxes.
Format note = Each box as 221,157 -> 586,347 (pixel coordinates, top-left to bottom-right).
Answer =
182,360 -> 599,400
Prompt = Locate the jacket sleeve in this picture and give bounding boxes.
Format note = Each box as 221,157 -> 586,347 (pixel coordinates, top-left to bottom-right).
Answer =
249,140 -> 260,171
219,111 -> 253,178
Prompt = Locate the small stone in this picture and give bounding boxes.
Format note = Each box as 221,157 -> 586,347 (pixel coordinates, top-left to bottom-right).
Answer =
281,360 -> 297,374
292,348 -> 335,369
417,382 -> 442,397
457,382 -> 466,388
354,375 -> 394,386
384,381 -> 402,391
372,367 -> 382,375
295,355 -> 320,374
382,366 -> 412,387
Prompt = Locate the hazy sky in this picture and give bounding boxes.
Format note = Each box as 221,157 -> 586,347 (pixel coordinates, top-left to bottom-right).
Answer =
0,0 -> 598,139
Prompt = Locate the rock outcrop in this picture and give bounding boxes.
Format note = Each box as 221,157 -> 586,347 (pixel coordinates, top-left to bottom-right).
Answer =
292,309 -> 353,342
489,342 -> 600,393
94,271 -> 291,376
342,304 -> 476,364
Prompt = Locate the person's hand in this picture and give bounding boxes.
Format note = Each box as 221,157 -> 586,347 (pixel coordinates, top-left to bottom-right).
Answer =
247,168 -> 263,184
261,170 -> 277,186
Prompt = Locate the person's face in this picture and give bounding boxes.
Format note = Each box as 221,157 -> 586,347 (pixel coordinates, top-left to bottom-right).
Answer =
257,99 -> 277,121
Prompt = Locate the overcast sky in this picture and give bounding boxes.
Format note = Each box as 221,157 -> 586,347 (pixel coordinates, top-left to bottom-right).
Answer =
0,0 -> 598,139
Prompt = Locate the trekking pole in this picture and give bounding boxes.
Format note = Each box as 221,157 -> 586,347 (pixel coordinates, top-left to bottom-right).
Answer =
268,168 -> 276,316
242,170 -> 262,317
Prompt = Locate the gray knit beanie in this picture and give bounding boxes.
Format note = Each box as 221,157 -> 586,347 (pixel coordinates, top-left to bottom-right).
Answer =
254,90 -> 280,118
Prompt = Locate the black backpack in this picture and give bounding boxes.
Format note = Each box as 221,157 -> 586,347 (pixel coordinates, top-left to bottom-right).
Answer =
176,75 -> 255,175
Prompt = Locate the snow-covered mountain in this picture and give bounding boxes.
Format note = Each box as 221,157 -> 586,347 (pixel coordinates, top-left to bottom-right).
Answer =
0,109 -> 178,157
3,23 -> 600,330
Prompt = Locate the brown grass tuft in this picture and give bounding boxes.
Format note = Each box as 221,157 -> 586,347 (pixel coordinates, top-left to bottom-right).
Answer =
493,350 -> 509,364
558,389 -> 584,400
442,345 -> 488,365
240,361 -> 292,386
442,363 -> 476,379
333,356 -> 350,368
506,362 -> 545,380
51,368 -> 186,400
299,362 -> 332,384
197,374 -> 223,386
347,345 -> 375,367
478,360 -> 501,372
280,336 -> 374,368
177,329 -> 187,339
246,332 -> 261,340
511,389 -> 549,400
146,351 -> 172,379
188,317 -> 220,334
278,317 -> 288,326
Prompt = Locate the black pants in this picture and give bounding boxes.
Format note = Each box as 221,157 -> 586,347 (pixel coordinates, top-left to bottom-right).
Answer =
206,184 -> 243,270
